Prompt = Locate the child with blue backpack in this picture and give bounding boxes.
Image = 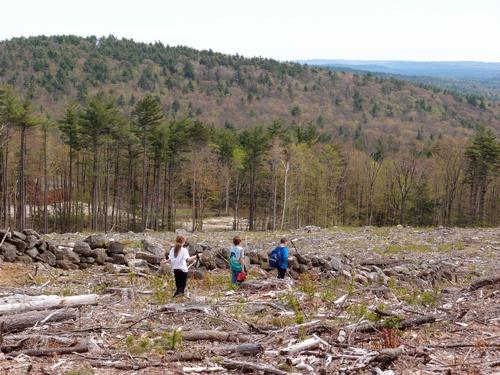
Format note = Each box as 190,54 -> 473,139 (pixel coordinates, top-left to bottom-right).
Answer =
229,236 -> 245,284
269,237 -> 289,279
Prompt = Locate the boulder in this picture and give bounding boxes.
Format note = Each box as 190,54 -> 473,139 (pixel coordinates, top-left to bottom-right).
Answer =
61,248 -> 80,264
188,269 -> 205,280
26,248 -> 39,259
141,238 -> 164,258
94,248 -> 107,265
295,253 -> 311,265
86,257 -> 95,264
0,242 -> 17,262
330,257 -> 343,271
46,240 -> 58,253
73,242 -> 93,257
26,235 -> 38,249
0,229 -> 11,240
136,250 -> 161,265
246,251 -> 260,265
84,234 -> 109,249
199,251 -> 216,270
112,253 -> 127,265
354,274 -> 368,284
127,259 -> 148,268
16,255 -> 33,263
107,241 -> 125,254
38,251 -> 56,266
7,237 -> 27,252
23,229 -> 40,238
11,230 -> 27,241
37,240 -> 48,253
56,259 -> 79,270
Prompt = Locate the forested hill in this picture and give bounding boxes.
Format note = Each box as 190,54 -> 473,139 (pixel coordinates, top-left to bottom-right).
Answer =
1,35 -> 499,140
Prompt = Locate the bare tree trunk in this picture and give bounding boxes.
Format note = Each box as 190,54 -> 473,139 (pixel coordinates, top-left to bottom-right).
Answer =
18,125 -> 27,229
43,125 -> 48,233
280,160 -> 289,230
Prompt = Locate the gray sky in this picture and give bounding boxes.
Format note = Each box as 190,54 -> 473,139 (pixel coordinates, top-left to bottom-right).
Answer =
1,0 -> 499,61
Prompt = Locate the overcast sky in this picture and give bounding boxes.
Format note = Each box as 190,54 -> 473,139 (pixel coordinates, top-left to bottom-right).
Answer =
1,0 -> 499,62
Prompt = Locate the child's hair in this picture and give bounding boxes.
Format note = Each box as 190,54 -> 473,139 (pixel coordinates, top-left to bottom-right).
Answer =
174,235 -> 186,257
280,237 -> 288,244
233,236 -> 242,246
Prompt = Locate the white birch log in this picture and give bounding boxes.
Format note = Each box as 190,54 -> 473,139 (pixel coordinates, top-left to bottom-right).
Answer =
0,294 -> 99,316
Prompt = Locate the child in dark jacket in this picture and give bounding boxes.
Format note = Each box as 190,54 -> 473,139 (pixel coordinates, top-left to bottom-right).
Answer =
277,237 -> 289,279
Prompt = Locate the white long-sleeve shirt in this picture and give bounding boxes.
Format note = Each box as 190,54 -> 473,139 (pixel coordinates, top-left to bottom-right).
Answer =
168,247 -> 189,272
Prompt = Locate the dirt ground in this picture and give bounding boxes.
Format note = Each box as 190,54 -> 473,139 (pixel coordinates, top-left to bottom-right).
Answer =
0,226 -> 498,374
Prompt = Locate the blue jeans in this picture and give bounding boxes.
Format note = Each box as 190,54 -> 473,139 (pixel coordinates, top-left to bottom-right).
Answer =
231,269 -> 240,284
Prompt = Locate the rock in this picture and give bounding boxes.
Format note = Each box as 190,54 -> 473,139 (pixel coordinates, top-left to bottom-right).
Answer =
36,239 -> 47,253
79,263 -> 90,270
107,241 -> 125,254
127,259 -> 148,268
11,230 -> 27,241
258,248 -> 270,262
0,242 -> 17,262
303,225 -> 322,233
16,255 -> 33,263
112,253 -> 127,265
295,253 -> 310,265
73,242 -> 93,257
7,237 -> 27,252
199,251 -> 216,270
66,249 -> 81,264
0,229 -> 11,240
340,270 -> 352,280
56,259 -> 78,270
46,240 -> 58,253
392,265 -> 410,275
158,264 -> 172,275
94,248 -> 107,265
26,248 -> 39,259
84,234 -> 109,249
246,251 -> 260,264
23,229 -> 40,238
103,263 -> 117,273
354,274 -> 368,284
330,257 -> 343,271
188,269 -> 205,280
136,250 -> 161,265
86,257 -> 95,264
38,251 -> 56,266
141,238 -> 164,258
26,235 -> 38,249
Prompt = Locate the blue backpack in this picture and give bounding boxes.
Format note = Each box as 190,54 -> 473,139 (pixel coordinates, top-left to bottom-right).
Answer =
229,248 -> 242,272
269,246 -> 281,268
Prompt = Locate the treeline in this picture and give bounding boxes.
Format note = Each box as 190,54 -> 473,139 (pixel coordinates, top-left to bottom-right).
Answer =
0,86 -> 499,233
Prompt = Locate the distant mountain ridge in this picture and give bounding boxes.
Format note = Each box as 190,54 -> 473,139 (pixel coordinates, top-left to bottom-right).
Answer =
298,60 -> 500,99
0,36 -> 499,141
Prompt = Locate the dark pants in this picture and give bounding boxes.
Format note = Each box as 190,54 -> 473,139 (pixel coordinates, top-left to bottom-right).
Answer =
277,267 -> 287,279
173,269 -> 188,296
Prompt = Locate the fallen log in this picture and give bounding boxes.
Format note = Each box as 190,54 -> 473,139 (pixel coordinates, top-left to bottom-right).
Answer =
0,294 -> 99,316
355,314 -> 437,333
164,351 -> 204,362
220,359 -> 289,375
0,308 -> 77,333
8,343 -> 88,357
182,330 -> 250,343
469,275 -> 500,290
215,343 -> 263,356
158,303 -> 212,314
279,336 -> 323,355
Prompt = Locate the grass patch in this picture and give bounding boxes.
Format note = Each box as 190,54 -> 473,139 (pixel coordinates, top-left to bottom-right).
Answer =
347,303 -> 381,322
384,244 -> 432,253
126,329 -> 183,355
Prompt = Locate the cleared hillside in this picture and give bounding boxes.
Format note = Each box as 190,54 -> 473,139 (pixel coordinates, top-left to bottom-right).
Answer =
1,35 -> 499,142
